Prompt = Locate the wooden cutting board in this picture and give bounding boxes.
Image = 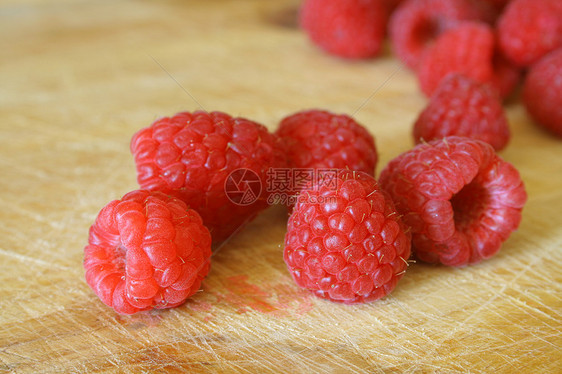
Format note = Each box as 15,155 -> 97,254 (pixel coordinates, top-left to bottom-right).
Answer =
1,0 -> 560,372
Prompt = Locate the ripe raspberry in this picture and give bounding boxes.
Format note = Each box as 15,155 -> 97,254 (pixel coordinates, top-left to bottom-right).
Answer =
130,111 -> 286,243
523,48 -> 562,138
300,0 -> 388,59
417,22 -> 495,96
84,190 -> 212,314
379,137 -> 527,267
413,74 -> 511,151
284,170 -> 411,303
388,0 -> 478,70
498,0 -> 562,67
276,109 -> 378,180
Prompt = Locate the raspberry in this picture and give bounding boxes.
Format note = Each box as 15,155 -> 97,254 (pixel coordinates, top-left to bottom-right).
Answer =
283,170 -> 411,303
417,22 -> 495,96
300,0 -> 388,59
498,0 -> 562,67
130,111 -> 286,243
416,21 -> 520,97
388,0 -> 478,70
84,190 -> 212,314
523,48 -> 562,138
413,74 -> 511,151
276,109 -> 378,179
379,137 -> 527,267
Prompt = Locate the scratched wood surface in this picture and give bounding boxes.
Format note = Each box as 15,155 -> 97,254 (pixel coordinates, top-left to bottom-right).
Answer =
1,0 -> 561,373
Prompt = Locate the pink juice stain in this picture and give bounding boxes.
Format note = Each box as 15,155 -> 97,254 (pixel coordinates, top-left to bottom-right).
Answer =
187,275 -> 314,319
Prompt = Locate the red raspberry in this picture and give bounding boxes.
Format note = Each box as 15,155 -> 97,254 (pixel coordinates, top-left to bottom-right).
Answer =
388,0 -> 478,70
498,0 -> 562,67
523,48 -> 562,138
84,190 -> 212,314
417,22 -> 495,96
130,111 -> 286,243
300,0 -> 388,59
379,137 -> 527,267
283,170 -> 411,303
416,21 -> 520,97
276,109 -> 378,179
413,74 -> 511,151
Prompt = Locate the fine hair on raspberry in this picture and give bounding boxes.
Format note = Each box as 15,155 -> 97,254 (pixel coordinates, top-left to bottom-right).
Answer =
379,137 -> 527,266
284,169 -> 411,303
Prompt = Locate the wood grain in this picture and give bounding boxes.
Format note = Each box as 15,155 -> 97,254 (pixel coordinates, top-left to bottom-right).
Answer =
1,0 -> 561,372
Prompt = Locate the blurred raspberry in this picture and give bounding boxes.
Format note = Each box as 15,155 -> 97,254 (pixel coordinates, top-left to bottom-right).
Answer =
523,48 -> 562,137
414,74 -> 511,150
300,0 -> 388,59
416,22 -> 522,98
498,0 -> 562,67
388,0 -> 479,70
417,22 -> 493,95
